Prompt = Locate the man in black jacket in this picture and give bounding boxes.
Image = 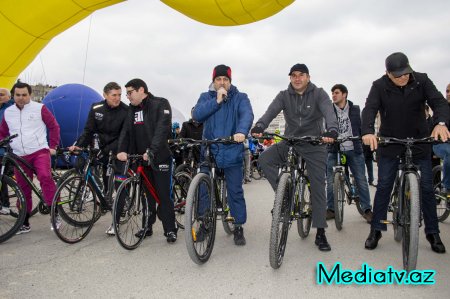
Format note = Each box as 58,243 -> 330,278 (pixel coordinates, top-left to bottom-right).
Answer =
70,82 -> 129,235
117,78 -> 177,243
179,107 -> 203,165
361,52 -> 450,253
326,84 -> 372,223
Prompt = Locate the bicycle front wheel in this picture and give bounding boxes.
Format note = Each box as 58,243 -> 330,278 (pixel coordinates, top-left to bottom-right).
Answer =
333,172 -> 345,230
401,172 -> 420,272
172,171 -> 191,229
51,175 -> 98,243
391,191 -> 402,242
432,165 -> 450,222
0,175 -> 26,243
113,177 -> 148,250
297,176 -> 312,239
184,173 -> 217,265
269,172 -> 292,269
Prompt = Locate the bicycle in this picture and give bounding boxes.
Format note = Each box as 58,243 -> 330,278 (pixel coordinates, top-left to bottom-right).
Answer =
173,140 -> 200,176
379,136 -> 436,271
184,137 -> 239,264
331,136 -> 365,230
267,133 -> 319,269
431,163 -> 450,222
50,148 -> 117,243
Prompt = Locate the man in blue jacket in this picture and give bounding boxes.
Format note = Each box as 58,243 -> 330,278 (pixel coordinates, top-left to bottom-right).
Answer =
193,64 -> 254,245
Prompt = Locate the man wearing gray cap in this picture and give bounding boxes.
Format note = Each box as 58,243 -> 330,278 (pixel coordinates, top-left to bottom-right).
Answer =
362,52 -> 450,253
251,63 -> 338,251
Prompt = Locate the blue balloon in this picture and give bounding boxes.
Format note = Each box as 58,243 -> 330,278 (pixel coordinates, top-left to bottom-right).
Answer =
43,84 -> 103,148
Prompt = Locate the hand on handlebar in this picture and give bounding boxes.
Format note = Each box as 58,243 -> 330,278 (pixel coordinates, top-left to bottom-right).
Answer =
431,124 -> 450,142
233,133 -> 246,143
117,152 -> 128,162
362,134 -> 378,151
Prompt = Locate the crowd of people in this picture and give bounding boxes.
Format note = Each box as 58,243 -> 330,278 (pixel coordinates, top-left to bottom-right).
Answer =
0,52 -> 448,255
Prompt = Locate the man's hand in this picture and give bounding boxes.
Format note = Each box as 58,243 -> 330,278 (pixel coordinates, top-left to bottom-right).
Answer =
68,145 -> 81,152
49,149 -> 56,156
321,130 -> 338,144
117,152 -> 127,161
250,126 -> 264,137
431,124 -> 450,142
362,134 -> 378,151
216,87 -> 227,104
233,133 -> 246,143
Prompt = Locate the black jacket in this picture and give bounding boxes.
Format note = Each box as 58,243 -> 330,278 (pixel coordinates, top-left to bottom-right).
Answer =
328,100 -> 363,154
76,100 -> 129,154
361,72 -> 449,158
179,119 -> 203,140
118,95 -> 172,164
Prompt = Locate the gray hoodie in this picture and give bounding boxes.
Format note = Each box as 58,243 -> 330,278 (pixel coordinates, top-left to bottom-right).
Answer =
255,82 -> 338,137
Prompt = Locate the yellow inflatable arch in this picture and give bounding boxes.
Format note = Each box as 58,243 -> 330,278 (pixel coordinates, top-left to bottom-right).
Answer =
0,0 -> 294,88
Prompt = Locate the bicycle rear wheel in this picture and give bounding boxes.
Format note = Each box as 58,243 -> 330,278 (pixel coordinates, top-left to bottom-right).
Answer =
297,176 -> 312,239
113,177 -> 148,250
185,173 -> 217,264
333,172 -> 345,231
51,175 -> 98,243
432,165 -> 450,222
269,172 -> 292,269
401,173 -> 420,272
0,175 -> 27,243
391,191 -> 402,242
172,171 -> 191,229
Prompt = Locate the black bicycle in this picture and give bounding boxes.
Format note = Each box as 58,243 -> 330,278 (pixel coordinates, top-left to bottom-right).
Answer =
50,148 -> 116,243
184,137 -> 238,264
380,136 -> 435,271
431,163 -> 450,222
331,136 -> 365,230
268,133 -> 319,269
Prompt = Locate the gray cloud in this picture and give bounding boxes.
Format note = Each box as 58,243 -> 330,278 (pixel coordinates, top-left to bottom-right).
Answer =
21,0 -> 450,120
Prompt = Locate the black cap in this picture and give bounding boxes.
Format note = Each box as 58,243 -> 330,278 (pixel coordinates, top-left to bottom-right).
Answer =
212,64 -> 232,81
385,52 -> 413,77
289,63 -> 309,75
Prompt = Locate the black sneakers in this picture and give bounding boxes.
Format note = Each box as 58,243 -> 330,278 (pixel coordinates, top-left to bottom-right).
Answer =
233,226 -> 246,246
135,226 -> 153,239
426,233 -> 446,253
165,231 -> 177,243
315,232 -> 331,251
365,229 -> 382,250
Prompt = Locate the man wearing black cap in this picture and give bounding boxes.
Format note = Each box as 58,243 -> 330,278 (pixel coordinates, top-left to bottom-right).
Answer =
251,63 -> 339,251
361,52 -> 450,253
193,64 -> 254,246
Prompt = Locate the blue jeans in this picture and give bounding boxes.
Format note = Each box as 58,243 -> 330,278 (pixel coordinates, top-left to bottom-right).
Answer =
372,156 -> 439,234
432,143 -> 450,189
327,151 -> 372,212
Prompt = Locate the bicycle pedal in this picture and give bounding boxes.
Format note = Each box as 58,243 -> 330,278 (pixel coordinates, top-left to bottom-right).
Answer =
380,220 -> 392,224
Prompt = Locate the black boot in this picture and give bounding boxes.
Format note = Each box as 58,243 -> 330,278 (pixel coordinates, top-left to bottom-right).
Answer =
426,233 -> 446,253
315,228 -> 331,251
365,229 -> 382,250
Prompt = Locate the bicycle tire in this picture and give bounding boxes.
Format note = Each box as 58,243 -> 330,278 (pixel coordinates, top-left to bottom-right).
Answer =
250,160 -> 262,180
175,164 -> 194,176
333,172 -> 345,231
113,177 -> 148,250
297,176 -> 312,239
269,172 -> 291,269
401,172 -> 420,272
184,173 -> 217,264
432,165 -> 450,222
391,190 -> 402,242
0,175 -> 27,243
50,175 -> 98,243
172,171 -> 191,229
220,179 -> 235,235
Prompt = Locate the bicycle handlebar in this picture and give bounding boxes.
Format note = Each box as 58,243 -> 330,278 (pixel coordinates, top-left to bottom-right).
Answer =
0,134 -> 18,147
168,137 -> 239,145
261,133 -> 323,145
377,136 -> 437,145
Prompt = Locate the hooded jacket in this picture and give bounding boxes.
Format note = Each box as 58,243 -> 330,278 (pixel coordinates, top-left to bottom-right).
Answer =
255,82 -> 338,137
193,84 -> 254,168
361,72 -> 449,159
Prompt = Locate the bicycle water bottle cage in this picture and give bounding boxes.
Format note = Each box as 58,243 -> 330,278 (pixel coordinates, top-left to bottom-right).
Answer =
340,154 -> 347,165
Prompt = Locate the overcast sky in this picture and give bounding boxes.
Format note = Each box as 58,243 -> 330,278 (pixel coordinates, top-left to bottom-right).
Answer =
20,0 -> 450,121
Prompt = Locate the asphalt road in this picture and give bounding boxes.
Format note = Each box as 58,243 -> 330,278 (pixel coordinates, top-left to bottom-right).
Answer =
1,178 -> 449,298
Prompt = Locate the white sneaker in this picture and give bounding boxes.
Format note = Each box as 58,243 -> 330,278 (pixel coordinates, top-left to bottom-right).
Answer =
105,224 -> 115,236
51,215 -> 62,231
0,206 -> 10,215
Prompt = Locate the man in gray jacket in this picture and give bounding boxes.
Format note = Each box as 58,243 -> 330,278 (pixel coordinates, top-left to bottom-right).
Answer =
251,63 -> 338,251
